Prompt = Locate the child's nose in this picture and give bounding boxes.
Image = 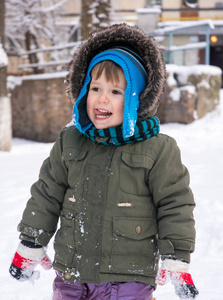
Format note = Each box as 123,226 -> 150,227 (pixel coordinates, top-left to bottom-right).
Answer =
98,93 -> 109,104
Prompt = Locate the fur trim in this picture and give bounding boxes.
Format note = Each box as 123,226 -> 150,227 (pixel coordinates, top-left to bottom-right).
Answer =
66,23 -> 166,116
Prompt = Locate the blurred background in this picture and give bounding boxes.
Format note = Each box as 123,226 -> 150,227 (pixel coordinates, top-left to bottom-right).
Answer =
1,0 -> 223,150
1,2 -> 223,299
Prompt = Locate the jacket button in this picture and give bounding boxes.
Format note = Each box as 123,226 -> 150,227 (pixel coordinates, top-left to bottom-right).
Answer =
64,272 -> 71,280
136,226 -> 142,234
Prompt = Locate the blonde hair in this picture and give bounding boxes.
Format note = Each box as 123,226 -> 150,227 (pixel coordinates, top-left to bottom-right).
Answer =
91,60 -> 125,84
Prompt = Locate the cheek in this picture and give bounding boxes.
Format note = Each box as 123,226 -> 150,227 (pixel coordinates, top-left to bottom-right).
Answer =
86,97 -> 92,115
118,101 -> 125,116
118,106 -> 124,118
115,101 -> 125,123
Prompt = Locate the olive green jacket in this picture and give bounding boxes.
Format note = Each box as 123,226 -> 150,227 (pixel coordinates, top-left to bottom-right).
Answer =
18,126 -> 196,287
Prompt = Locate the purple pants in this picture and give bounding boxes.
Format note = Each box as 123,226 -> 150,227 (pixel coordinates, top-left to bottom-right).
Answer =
53,272 -> 154,300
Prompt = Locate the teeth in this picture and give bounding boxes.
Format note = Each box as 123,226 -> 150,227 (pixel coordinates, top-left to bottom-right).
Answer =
98,109 -> 111,113
96,114 -> 110,118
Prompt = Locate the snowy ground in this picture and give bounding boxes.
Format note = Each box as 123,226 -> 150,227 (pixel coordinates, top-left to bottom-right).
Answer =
1,93 -> 223,300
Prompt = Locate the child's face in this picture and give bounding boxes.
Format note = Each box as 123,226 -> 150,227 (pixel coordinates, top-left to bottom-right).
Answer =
87,67 -> 126,130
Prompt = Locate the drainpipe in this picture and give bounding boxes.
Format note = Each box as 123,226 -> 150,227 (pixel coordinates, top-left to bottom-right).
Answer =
169,31 -> 173,64
205,24 -> 210,65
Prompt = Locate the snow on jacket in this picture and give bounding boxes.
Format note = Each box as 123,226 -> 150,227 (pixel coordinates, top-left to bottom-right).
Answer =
18,125 -> 196,287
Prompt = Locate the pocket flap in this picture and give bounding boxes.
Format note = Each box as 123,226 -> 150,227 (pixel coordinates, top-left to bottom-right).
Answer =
113,217 -> 157,240
62,148 -> 88,161
121,152 -> 154,169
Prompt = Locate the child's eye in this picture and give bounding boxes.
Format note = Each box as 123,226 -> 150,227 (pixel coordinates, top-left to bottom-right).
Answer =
112,90 -> 122,95
91,87 -> 100,92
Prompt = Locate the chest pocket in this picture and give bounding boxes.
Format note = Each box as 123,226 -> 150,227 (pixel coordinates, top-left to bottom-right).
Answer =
120,152 -> 154,196
62,148 -> 88,187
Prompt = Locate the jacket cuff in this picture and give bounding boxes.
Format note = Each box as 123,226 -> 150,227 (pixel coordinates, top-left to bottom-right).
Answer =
158,239 -> 194,263
161,250 -> 191,263
18,222 -> 54,246
21,240 -> 42,248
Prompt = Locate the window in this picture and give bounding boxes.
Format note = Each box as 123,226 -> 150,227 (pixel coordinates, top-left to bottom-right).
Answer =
183,0 -> 198,7
146,0 -> 161,6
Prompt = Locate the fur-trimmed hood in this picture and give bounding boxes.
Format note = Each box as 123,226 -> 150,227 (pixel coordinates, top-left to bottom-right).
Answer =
66,23 -> 166,116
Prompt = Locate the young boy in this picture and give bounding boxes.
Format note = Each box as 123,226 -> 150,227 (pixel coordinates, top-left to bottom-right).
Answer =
9,23 -> 199,299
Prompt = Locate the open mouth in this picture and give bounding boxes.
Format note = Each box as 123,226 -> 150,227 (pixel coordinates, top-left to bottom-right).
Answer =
95,109 -> 112,119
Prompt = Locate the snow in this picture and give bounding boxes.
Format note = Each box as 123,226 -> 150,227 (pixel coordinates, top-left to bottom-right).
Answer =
5,0 -> 70,56
0,43 -> 8,68
136,7 -> 161,14
1,92 -> 223,299
166,64 -> 222,86
159,19 -> 223,29
168,42 -> 207,51
20,42 -> 80,56
7,72 -> 68,91
180,85 -> 196,94
184,0 -> 198,8
169,88 -> 180,101
40,0 -> 69,13
167,73 -> 177,87
156,19 -> 215,33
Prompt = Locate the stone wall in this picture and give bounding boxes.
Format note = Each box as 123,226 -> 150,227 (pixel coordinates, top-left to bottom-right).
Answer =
156,64 -> 222,124
9,73 -> 73,142
8,65 -> 222,142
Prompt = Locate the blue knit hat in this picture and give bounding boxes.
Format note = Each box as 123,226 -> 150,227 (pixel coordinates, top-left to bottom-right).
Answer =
73,47 -> 148,138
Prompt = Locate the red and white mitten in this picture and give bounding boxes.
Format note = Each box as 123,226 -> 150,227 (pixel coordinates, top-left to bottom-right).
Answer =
156,259 -> 199,299
9,241 -> 52,281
